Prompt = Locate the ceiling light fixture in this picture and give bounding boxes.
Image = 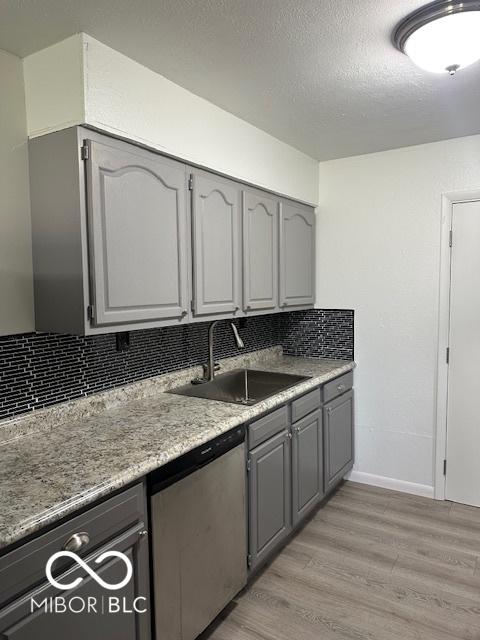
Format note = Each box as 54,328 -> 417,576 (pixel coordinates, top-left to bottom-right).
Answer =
394,0 -> 480,75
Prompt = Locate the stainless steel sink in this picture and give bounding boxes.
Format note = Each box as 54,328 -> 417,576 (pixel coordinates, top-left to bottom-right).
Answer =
169,369 -> 311,406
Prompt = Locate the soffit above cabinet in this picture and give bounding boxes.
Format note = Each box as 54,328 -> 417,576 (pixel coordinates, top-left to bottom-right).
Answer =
23,33 -> 319,207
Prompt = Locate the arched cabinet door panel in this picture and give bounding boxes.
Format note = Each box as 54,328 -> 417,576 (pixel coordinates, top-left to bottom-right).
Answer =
279,201 -> 315,308
85,139 -> 189,326
243,191 -> 279,312
191,172 -> 242,316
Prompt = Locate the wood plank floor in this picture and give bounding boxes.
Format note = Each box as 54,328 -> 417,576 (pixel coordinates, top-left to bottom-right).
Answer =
202,481 -> 480,640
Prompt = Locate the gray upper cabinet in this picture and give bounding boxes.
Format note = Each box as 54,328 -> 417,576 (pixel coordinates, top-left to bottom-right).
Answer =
324,389 -> 354,493
291,409 -> 324,526
242,191 -> 279,312
279,201 -> 315,308
86,139 -> 189,327
29,126 -> 315,335
29,127 -> 191,335
191,171 -> 242,317
248,429 -> 291,571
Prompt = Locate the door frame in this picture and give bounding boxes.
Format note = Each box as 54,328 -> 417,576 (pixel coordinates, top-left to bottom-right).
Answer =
434,189 -> 480,500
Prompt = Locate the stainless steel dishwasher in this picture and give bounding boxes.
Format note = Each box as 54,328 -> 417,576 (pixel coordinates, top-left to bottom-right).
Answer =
148,425 -> 247,640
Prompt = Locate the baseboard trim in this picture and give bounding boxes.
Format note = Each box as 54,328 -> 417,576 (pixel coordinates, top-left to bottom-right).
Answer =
346,470 -> 435,499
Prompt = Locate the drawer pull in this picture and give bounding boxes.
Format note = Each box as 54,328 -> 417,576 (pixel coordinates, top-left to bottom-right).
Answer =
337,384 -> 346,392
63,532 -> 90,552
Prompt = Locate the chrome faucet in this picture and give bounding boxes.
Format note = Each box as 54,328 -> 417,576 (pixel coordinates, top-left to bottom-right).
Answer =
195,320 -> 245,383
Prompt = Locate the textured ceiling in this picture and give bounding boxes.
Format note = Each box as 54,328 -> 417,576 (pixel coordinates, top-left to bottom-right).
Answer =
1,0 -> 480,160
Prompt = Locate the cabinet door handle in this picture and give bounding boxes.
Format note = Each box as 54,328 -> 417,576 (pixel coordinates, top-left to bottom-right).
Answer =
63,532 -> 90,552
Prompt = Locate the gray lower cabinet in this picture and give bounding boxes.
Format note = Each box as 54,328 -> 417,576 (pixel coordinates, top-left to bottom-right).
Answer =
191,171 -> 242,317
292,409 -> 324,526
85,138 -> 189,327
242,190 -> 279,313
324,389 -> 355,493
0,484 -> 150,640
248,430 -> 291,571
279,200 -> 315,308
248,376 -> 354,571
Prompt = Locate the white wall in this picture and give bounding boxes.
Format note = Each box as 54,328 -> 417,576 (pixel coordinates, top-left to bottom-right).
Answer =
23,35 -> 85,137
24,34 -> 319,205
317,135 -> 480,495
0,50 -> 34,335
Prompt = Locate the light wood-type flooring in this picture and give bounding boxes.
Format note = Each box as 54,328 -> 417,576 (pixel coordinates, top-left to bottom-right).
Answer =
202,481 -> 480,640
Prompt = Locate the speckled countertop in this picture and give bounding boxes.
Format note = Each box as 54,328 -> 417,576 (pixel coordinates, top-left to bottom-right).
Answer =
0,347 -> 354,551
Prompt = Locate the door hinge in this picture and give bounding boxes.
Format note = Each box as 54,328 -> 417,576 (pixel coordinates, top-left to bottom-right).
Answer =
81,143 -> 89,161
446,347 -> 450,364
443,459 -> 447,476
87,304 -> 95,321
246,458 -> 251,473
449,229 -> 453,247
247,554 -> 252,569
188,174 -> 194,190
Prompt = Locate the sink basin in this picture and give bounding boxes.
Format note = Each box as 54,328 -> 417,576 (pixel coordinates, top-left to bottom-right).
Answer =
169,368 -> 311,406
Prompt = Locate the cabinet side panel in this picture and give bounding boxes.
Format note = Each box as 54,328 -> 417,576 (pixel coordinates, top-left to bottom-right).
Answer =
29,128 -> 87,334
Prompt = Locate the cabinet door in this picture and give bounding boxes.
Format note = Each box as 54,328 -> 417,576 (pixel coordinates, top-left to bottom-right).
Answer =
324,390 -> 354,493
292,409 -> 324,526
279,201 -> 315,308
191,172 -> 242,316
0,524 -> 150,640
86,138 -> 189,326
248,430 -> 291,571
243,191 -> 278,312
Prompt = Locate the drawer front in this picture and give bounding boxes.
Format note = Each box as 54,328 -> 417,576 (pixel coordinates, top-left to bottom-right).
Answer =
248,406 -> 289,450
322,371 -> 353,403
291,388 -> 321,423
0,483 -> 145,608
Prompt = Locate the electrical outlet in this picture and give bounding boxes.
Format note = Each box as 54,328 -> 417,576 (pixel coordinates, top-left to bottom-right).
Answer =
116,332 -> 130,352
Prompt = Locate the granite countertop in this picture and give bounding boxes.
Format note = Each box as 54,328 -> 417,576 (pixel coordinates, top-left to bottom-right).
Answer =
0,348 -> 354,551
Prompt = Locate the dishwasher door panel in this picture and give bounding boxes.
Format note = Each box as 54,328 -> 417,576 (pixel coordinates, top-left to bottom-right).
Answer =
151,443 -> 247,640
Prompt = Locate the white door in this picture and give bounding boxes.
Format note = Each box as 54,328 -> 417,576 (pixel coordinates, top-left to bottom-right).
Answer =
445,199 -> 480,507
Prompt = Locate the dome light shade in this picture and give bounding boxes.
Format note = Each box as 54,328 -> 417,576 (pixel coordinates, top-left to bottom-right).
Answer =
394,0 -> 480,75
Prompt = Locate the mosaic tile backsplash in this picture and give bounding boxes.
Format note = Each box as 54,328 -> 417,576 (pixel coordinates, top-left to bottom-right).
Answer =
0,310 -> 353,420
279,309 -> 354,360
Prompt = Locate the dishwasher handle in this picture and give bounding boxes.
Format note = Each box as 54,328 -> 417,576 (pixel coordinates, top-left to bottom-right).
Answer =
148,425 -> 245,494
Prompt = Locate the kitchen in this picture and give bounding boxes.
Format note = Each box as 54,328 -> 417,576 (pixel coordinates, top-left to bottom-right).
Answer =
1,2 -> 480,639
